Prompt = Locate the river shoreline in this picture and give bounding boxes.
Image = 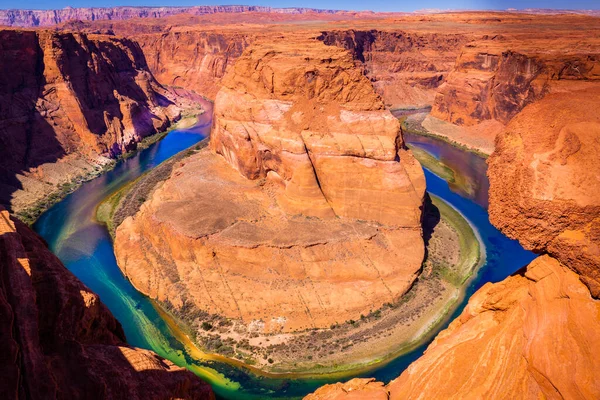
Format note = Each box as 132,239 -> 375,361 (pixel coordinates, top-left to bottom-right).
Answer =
33,101 -> 536,399
15,113 -> 202,225
96,133 -> 485,376
393,110 -> 491,159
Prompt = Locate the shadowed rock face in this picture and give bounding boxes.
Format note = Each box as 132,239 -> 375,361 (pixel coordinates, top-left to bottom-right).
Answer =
0,207 -> 214,400
114,38 -> 426,333
0,29 -> 184,212
488,87 -> 600,297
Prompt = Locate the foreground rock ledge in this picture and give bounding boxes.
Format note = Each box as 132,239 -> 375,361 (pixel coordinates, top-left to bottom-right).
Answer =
0,207 -> 214,399
115,38 -> 426,333
305,255 -> 600,399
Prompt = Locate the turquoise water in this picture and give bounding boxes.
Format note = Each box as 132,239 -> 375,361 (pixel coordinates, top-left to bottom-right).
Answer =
33,106 -> 536,399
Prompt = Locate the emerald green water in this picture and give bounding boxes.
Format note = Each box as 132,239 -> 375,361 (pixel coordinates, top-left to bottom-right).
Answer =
33,103 -> 536,399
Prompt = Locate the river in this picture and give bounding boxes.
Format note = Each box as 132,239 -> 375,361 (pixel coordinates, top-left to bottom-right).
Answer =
33,102 -> 536,399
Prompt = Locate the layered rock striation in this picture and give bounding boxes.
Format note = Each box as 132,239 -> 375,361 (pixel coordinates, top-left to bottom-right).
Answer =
318,29 -> 468,109
305,48 -> 600,400
114,38 -> 426,333
424,34 -> 600,153
0,29 -> 184,212
134,30 -> 252,99
0,206 -> 214,399
488,87 -> 600,297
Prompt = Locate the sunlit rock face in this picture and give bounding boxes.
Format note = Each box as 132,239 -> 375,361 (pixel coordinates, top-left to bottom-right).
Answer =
387,255 -> 600,399
303,63 -> 600,400
114,38 -> 426,333
488,87 -> 600,297
317,29 -> 468,109
0,207 -> 214,399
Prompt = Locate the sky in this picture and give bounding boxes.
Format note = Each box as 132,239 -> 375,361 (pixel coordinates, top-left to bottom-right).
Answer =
0,0 -> 598,12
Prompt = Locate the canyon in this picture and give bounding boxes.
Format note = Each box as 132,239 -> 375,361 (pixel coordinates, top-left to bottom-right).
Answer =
0,6 -> 598,400
304,48 -> 600,400
0,206 -> 214,399
112,39 -> 431,369
0,28 -> 203,217
61,12 -> 600,155
0,6 -> 348,28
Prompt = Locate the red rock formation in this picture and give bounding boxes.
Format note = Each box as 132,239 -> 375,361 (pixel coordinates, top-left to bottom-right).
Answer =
305,378 -> 388,400
0,29 -> 185,212
0,206 -> 214,399
306,254 -> 600,399
425,33 -> 600,152
318,30 -> 468,108
488,86 -> 600,297
387,255 -> 600,399
114,38 -> 425,333
305,22 -> 600,399
134,29 -> 252,99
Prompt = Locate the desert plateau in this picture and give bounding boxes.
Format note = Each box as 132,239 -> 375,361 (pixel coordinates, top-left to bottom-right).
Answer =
0,2 -> 598,400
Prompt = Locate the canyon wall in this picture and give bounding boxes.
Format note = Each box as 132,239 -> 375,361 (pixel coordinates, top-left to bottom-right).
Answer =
431,39 -> 600,126
424,34 -> 600,153
114,38 -> 426,334
305,80 -> 600,400
134,30 -> 252,99
0,6 -> 344,28
317,29 -> 468,108
0,206 -> 214,399
488,87 -> 600,297
0,29 -> 184,212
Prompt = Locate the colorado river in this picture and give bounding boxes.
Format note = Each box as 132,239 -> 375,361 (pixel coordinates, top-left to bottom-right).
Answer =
33,101 -> 536,399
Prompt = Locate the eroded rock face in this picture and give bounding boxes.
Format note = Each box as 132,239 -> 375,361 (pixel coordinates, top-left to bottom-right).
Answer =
304,256 -> 600,400
305,378 -> 389,400
430,37 -> 600,126
318,30 -> 468,109
387,255 -> 600,399
0,207 -> 214,400
488,87 -> 600,297
0,29 -> 184,212
134,30 -> 252,99
115,39 -> 426,333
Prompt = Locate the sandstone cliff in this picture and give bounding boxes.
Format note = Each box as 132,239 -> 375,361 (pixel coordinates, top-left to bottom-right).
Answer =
424,33 -> 600,153
318,30 -> 468,109
488,87 -> 600,297
305,77 -> 600,400
134,29 -> 252,99
0,29 -> 184,213
114,38 -> 426,334
0,206 -> 214,399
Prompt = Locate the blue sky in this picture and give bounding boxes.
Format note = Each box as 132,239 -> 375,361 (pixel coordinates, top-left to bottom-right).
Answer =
0,0 -> 598,12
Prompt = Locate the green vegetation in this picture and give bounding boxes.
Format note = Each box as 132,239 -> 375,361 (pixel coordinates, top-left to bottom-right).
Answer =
429,194 -> 482,286
18,114 -> 203,226
96,138 -> 209,239
401,118 -> 489,159
17,161 -> 116,225
407,144 -> 455,182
